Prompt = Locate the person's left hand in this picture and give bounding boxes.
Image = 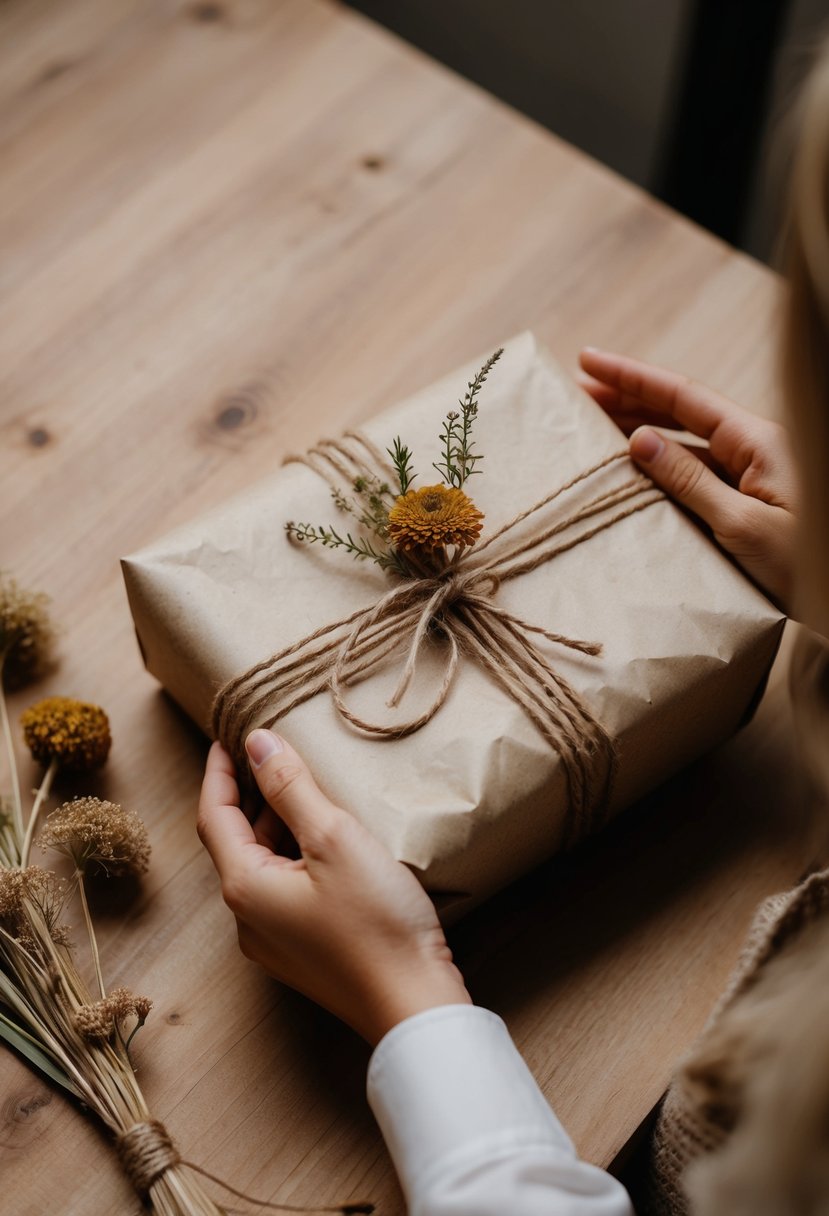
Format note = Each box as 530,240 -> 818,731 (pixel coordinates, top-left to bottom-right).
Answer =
197,731 -> 471,1045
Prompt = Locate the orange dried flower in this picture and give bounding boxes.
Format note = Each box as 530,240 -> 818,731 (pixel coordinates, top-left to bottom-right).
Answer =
21,696 -> 111,770
387,484 -> 484,552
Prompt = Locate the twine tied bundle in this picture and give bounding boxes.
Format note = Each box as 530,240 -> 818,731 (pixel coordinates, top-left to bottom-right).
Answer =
116,1120 -> 373,1213
213,433 -> 664,843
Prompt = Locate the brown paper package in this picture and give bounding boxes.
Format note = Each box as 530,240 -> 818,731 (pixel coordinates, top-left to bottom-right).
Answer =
122,333 -> 784,918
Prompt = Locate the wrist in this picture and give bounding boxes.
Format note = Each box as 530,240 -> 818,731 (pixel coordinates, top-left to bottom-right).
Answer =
360,960 -> 472,1046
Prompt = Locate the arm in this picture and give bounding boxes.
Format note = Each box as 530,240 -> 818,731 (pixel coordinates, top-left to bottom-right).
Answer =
578,348 -> 799,611
198,733 -> 633,1215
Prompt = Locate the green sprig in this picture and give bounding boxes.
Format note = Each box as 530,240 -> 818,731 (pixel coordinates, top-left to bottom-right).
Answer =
387,437 -> 416,495
285,520 -> 409,575
433,347 -> 503,488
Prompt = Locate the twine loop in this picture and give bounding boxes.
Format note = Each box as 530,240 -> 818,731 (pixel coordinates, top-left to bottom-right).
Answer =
212,432 -> 665,843
116,1119 -> 180,1197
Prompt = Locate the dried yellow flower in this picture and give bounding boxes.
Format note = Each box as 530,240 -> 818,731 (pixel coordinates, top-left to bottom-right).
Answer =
41,797 -> 150,876
387,484 -> 485,552
21,696 -> 111,770
0,573 -> 55,690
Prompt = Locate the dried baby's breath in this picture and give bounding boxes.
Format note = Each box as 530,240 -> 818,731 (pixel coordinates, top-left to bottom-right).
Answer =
21,696 -> 111,771
41,796 -> 150,876
0,866 -> 26,921
0,572 -> 54,690
0,866 -> 70,949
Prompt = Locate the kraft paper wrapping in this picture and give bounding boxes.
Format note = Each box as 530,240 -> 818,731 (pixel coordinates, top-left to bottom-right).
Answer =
122,333 -> 784,916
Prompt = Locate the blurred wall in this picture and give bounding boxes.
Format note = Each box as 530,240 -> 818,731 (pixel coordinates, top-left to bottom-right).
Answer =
348,0 -> 829,262
348,0 -> 692,189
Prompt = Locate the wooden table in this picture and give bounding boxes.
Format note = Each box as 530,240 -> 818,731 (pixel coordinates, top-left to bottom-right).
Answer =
0,1 -> 816,1212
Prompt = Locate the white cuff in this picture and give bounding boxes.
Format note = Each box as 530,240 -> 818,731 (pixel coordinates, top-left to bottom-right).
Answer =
367,1005 -> 576,1202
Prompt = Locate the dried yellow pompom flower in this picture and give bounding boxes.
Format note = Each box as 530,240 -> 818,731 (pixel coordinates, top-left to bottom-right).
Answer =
41,796 -> 150,876
21,696 -> 111,771
387,484 -> 485,552
0,573 -> 54,690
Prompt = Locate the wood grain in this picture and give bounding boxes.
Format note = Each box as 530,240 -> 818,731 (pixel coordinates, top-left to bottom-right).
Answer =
0,1 -> 816,1212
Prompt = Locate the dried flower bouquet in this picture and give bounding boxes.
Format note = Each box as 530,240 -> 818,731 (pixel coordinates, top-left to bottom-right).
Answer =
0,574 -> 370,1215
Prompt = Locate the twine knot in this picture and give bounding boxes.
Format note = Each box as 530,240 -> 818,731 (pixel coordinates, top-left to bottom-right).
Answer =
116,1120 -> 180,1197
212,433 -> 664,843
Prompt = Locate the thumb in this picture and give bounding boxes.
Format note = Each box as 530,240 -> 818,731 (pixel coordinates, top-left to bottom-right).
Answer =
630,426 -> 735,529
245,729 -> 339,852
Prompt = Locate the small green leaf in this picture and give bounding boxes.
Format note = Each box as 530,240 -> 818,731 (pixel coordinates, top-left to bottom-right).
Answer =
0,1011 -> 81,1098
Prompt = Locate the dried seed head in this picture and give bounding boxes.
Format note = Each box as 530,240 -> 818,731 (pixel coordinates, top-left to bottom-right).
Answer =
0,868 -> 26,921
40,797 -> 150,876
21,697 -> 111,771
74,999 -> 115,1041
0,573 -> 55,691
0,867 -> 70,948
73,988 -> 153,1042
133,995 -> 153,1022
23,866 -> 71,946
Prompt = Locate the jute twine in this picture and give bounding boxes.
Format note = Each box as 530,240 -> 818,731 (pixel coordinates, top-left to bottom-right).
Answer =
212,431 -> 664,843
116,1119 -> 373,1212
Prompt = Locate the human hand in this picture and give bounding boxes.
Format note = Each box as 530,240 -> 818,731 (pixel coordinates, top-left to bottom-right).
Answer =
197,731 -> 471,1045
577,348 -> 800,611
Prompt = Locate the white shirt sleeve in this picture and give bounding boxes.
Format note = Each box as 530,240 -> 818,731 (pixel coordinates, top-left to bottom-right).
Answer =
367,1004 -> 635,1216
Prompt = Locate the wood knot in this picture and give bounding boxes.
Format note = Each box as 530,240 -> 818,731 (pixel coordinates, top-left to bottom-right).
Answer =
215,385 -> 259,431
27,426 -> 51,448
37,60 -> 73,85
8,1090 -> 51,1124
361,155 -> 385,172
0,1085 -> 54,1148
189,1 -> 224,20
202,380 -> 273,448
166,1011 -> 182,1024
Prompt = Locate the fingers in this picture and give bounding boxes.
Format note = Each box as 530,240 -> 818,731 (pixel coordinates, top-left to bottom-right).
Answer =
575,371 -> 684,433
197,741 -> 261,878
579,348 -> 744,439
245,729 -> 341,856
630,426 -> 740,531
252,802 -> 301,861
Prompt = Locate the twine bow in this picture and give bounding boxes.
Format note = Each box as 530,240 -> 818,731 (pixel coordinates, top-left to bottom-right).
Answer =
212,432 -> 664,844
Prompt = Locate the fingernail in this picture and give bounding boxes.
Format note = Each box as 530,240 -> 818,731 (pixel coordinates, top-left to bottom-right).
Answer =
630,427 -> 664,462
245,729 -> 284,767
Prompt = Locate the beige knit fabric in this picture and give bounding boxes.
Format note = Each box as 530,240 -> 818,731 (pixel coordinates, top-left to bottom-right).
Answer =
643,865 -> 829,1215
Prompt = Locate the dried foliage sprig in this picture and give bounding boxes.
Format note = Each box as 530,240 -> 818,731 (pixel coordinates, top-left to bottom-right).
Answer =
0,572 -> 368,1214
432,347 -> 503,488
286,349 -> 503,572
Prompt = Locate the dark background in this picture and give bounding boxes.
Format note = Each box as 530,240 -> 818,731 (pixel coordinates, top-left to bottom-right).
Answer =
347,0 -> 829,263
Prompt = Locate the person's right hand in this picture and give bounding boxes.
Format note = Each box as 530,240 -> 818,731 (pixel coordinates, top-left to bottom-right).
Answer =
578,348 -> 800,611
197,732 -> 471,1046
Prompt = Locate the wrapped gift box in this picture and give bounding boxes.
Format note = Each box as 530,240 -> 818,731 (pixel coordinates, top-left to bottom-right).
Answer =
122,333 -> 783,916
